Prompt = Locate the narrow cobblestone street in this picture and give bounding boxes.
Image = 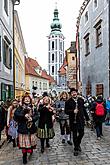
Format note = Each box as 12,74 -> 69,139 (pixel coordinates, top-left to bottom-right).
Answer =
0,122 -> 110,165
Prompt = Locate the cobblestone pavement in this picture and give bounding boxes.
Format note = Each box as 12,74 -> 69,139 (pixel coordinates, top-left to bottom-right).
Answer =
0,123 -> 110,165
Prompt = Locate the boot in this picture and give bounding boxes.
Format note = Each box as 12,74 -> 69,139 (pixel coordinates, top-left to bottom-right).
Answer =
13,139 -> 16,148
23,153 -> 27,164
61,135 -> 65,143
41,139 -> 44,153
46,139 -> 50,148
66,134 -> 72,145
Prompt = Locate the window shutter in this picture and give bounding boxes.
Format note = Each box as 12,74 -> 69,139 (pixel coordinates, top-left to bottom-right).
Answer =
2,39 -> 6,65
0,36 -> 1,61
1,83 -> 6,101
9,48 -> 12,69
9,85 -> 14,99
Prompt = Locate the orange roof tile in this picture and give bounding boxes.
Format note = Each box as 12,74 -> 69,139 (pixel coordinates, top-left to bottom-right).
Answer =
58,65 -> 66,75
25,57 -> 48,80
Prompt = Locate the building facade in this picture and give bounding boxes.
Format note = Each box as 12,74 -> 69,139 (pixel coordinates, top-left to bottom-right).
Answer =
48,7 -> 65,85
25,57 -> 50,97
14,10 -> 26,99
66,42 -> 77,89
0,0 -> 14,101
77,0 -> 109,98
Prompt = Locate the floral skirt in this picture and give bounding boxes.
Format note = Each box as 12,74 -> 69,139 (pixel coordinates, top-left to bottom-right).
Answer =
37,127 -> 55,139
18,133 -> 37,149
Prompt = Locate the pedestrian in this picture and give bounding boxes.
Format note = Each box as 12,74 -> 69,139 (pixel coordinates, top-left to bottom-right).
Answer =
14,94 -> 38,164
105,97 -> 110,125
7,99 -> 19,147
55,91 -> 72,145
65,88 -> 90,156
37,96 -> 55,153
90,95 -> 106,140
0,101 -> 7,141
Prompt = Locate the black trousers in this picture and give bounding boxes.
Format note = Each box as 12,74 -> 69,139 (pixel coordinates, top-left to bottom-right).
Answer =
72,124 -> 84,151
40,138 -> 49,149
59,119 -> 70,135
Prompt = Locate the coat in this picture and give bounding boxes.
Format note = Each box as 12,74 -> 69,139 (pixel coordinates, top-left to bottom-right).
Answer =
38,104 -> 54,129
55,100 -> 69,120
14,106 -> 39,134
90,99 -> 106,124
65,97 -> 89,130
0,106 -> 7,131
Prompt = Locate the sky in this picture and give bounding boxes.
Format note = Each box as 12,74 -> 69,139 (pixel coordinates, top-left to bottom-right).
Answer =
16,0 -> 84,70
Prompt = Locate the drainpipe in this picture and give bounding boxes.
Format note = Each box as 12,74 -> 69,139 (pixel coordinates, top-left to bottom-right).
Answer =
12,0 -> 20,99
109,0 -> 110,96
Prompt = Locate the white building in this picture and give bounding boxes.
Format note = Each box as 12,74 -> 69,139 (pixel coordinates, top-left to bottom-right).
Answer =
25,57 -> 50,97
0,0 -> 14,101
48,7 -> 65,85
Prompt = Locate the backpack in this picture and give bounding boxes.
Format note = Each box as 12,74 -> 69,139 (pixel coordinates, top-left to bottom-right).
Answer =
95,102 -> 105,116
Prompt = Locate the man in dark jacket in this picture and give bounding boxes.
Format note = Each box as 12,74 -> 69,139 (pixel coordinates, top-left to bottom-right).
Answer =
65,88 -> 89,156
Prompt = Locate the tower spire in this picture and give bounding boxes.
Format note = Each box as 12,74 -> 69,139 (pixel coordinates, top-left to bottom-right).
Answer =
55,2 -> 57,9
50,5 -> 62,33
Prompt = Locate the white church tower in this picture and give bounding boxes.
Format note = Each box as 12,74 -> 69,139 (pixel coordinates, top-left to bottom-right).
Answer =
48,6 -> 65,85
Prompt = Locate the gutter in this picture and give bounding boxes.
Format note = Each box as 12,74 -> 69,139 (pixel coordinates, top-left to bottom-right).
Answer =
108,0 -> 110,96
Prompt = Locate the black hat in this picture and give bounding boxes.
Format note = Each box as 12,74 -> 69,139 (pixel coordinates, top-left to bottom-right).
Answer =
69,88 -> 78,93
42,92 -> 48,97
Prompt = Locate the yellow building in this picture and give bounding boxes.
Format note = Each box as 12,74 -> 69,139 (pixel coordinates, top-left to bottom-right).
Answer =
14,11 -> 26,99
66,42 -> 77,89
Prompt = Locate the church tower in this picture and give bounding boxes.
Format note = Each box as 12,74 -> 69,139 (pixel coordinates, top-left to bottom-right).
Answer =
48,6 -> 65,85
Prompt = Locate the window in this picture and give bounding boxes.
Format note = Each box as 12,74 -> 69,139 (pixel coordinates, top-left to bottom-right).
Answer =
94,20 -> 102,47
52,54 -> 54,62
95,22 -> 102,47
72,56 -> 75,61
3,37 -> 12,69
73,74 -> 76,79
52,41 -> 54,50
94,0 -> 98,8
40,82 -> 42,89
85,11 -> 88,23
84,33 -> 90,55
32,81 -> 34,86
35,82 -> 37,87
43,83 -> 47,90
52,66 -> 54,75
4,0 -> 8,15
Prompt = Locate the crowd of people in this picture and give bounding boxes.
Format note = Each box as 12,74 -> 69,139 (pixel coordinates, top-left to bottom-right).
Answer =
0,89 -> 109,164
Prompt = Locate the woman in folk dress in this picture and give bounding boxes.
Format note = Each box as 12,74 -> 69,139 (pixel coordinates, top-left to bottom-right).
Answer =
14,95 -> 38,164
37,96 -> 55,153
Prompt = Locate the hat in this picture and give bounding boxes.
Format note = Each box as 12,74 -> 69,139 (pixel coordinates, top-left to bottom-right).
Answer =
69,88 -> 78,93
42,92 -> 48,97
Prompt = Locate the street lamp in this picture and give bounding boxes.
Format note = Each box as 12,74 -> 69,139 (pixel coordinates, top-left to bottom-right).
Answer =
13,0 -> 20,5
12,0 -> 20,99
